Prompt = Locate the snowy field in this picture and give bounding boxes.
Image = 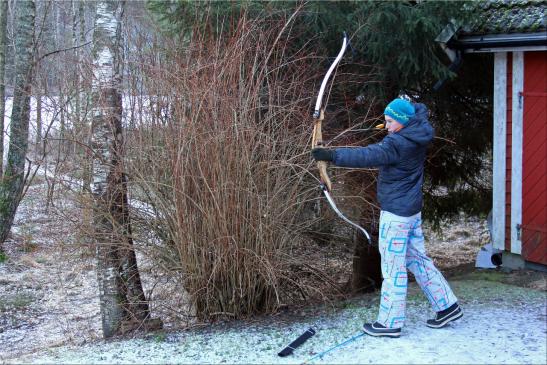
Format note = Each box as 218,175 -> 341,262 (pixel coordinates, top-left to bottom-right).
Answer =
6,279 -> 546,364
1,180 -> 546,364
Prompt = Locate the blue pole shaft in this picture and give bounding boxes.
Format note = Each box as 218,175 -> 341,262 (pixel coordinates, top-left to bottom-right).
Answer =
302,332 -> 365,364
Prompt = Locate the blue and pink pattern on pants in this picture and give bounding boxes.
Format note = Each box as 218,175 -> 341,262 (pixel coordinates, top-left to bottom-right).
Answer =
377,210 -> 458,329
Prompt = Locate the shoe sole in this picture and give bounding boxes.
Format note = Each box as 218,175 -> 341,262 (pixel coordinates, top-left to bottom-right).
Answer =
363,328 -> 401,338
426,310 -> 463,329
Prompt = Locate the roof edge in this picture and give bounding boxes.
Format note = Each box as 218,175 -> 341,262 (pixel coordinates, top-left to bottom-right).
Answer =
447,32 -> 547,52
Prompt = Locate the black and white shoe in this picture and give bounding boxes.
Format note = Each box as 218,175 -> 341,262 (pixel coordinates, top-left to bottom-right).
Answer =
426,303 -> 463,328
363,322 -> 401,338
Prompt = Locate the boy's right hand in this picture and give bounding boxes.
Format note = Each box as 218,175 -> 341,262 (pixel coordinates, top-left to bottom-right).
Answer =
311,148 -> 335,162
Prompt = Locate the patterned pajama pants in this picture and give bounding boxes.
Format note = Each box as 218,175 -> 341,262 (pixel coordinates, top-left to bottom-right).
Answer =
377,210 -> 458,329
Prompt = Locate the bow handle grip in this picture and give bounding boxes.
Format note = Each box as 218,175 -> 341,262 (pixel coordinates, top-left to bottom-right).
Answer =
312,109 -> 333,191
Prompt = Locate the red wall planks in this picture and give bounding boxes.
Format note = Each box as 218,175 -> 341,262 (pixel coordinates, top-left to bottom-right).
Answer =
521,51 -> 547,266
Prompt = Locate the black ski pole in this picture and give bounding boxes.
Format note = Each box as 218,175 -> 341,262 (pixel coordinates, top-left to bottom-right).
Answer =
278,327 -> 316,357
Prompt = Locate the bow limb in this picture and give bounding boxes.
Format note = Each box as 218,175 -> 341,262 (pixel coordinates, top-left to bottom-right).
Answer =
313,35 -> 348,118
321,187 -> 372,243
311,33 -> 372,244
312,33 -> 348,191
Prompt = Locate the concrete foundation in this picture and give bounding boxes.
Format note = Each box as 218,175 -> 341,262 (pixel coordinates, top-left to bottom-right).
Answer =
502,252 -> 547,272
502,252 -> 526,270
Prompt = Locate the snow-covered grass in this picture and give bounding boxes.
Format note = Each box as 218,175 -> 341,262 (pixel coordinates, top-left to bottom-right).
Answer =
1,173 -> 545,365
6,279 -> 546,364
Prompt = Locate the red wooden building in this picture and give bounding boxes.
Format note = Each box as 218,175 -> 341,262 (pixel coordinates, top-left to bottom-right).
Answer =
440,1 -> 547,269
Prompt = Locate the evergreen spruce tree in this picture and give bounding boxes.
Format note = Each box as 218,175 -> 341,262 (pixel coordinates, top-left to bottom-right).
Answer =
146,1 -> 491,292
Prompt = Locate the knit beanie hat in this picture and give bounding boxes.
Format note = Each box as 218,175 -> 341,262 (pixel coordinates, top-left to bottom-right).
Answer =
384,98 -> 415,126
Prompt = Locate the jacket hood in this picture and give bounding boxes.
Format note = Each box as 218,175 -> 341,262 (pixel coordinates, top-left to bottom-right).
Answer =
397,103 -> 434,146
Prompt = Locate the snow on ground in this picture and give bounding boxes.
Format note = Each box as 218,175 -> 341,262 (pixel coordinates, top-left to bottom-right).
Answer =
1,173 -> 545,364
6,279 -> 546,364
0,182 -> 103,361
0,176 -> 188,362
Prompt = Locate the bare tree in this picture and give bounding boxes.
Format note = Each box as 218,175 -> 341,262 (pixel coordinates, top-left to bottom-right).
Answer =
33,49 -> 41,153
91,0 -> 158,338
0,0 -> 35,245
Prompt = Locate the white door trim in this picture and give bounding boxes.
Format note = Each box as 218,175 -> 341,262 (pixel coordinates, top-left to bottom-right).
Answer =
511,51 -> 524,255
492,52 -> 507,251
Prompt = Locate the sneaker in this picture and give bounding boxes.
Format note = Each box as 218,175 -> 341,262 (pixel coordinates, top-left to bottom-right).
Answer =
363,322 -> 401,338
426,303 -> 463,328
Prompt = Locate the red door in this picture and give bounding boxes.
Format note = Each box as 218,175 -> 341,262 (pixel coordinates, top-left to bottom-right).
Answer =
521,51 -> 547,266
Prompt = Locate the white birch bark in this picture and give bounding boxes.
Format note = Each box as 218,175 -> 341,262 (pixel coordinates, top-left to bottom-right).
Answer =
91,0 -> 150,338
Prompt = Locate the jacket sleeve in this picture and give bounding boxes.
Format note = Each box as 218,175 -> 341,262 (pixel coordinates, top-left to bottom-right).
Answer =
333,136 -> 402,168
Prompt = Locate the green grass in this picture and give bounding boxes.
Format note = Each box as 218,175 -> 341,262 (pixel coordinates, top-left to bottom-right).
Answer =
340,301 -> 360,310
153,332 -> 167,343
0,251 -> 7,263
459,270 -> 506,282
451,279 -> 545,305
0,292 -> 36,312
35,257 -> 47,264
17,225 -> 39,253
448,269 -> 507,285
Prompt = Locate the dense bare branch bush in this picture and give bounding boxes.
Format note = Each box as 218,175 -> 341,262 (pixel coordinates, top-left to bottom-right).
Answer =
125,15 -> 328,319
22,4 -> 380,323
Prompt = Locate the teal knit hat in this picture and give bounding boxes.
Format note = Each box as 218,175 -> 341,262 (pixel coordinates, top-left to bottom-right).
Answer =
384,98 -> 415,126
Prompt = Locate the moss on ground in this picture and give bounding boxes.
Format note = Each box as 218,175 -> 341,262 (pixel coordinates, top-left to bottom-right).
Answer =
452,269 -> 506,283
0,292 -> 36,312
451,279 -> 545,305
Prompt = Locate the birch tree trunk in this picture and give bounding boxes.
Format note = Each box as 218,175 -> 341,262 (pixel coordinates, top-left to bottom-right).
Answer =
81,1 -> 93,193
0,0 -> 35,245
91,0 -> 153,338
56,4 -> 66,155
34,53 -> 41,153
71,0 -> 80,135
0,0 -> 8,176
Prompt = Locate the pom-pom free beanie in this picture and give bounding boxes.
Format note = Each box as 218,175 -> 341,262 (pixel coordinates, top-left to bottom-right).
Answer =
384,98 -> 415,126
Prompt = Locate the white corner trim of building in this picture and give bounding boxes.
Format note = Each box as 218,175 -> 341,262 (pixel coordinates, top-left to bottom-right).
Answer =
511,51 -> 524,255
493,52 -> 507,251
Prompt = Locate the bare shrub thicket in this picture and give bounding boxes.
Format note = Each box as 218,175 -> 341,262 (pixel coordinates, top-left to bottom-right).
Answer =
32,5 -> 378,325
125,16 -> 326,320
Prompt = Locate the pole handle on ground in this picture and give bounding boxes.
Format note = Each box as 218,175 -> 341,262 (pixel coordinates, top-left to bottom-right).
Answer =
278,328 -> 316,357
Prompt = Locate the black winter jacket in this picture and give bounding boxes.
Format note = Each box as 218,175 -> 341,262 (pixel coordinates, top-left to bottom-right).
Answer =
332,103 -> 434,217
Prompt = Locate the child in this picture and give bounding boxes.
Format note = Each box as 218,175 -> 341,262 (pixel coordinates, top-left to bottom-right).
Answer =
312,98 -> 462,337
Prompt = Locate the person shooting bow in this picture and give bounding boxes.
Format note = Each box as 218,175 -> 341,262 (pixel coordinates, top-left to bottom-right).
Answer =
312,98 -> 463,337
